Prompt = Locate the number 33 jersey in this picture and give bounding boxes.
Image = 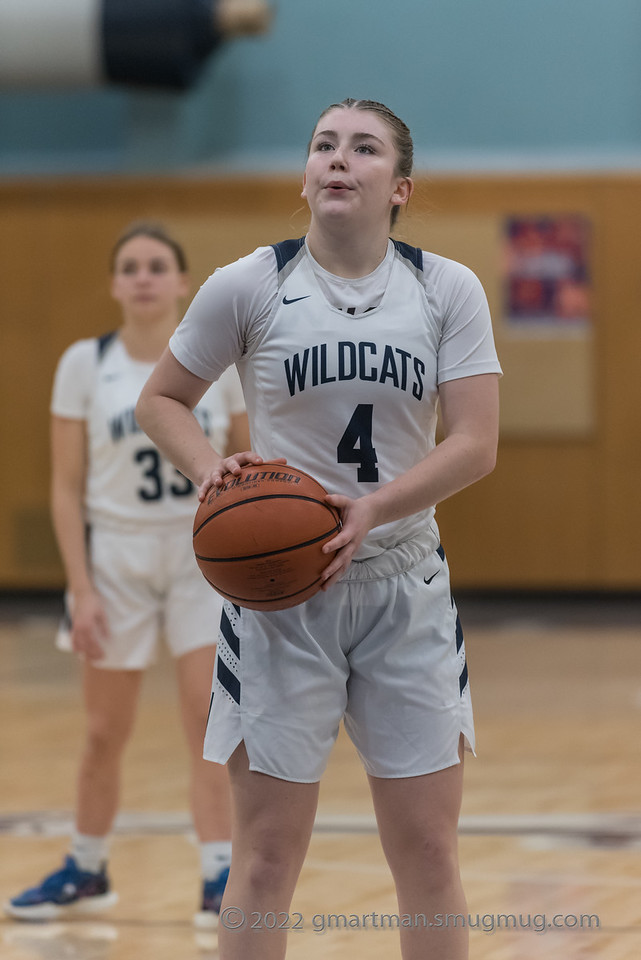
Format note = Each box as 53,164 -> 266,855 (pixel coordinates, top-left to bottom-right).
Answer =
170,238 -> 502,559
51,333 -> 245,528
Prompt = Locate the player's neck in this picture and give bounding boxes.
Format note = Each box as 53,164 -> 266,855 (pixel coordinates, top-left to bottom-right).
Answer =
306,226 -> 389,279
118,314 -> 177,362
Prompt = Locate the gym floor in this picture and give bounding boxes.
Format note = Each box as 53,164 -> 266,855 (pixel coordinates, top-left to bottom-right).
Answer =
1,591 -> 640,959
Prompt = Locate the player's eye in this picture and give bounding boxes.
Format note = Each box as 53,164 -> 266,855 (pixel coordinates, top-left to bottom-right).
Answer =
315,141 -> 335,152
150,260 -> 170,274
355,143 -> 375,154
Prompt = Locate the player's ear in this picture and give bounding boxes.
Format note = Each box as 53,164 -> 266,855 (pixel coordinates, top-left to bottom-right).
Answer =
301,172 -> 307,199
391,176 -> 413,209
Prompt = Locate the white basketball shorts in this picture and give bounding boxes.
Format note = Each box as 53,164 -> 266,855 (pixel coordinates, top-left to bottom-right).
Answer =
204,532 -> 474,781
56,520 -> 222,669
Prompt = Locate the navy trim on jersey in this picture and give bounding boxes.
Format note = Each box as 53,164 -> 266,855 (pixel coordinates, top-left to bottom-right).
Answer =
220,607 -> 240,659
392,239 -> 424,273
272,238 -> 305,274
217,657 -> 240,704
455,614 -> 464,653
437,542 -> 469,695
97,331 -> 117,361
455,614 -> 469,693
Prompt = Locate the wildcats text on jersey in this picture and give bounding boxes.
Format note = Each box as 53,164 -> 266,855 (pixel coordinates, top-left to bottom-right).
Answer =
284,340 -> 426,400
108,405 -> 215,443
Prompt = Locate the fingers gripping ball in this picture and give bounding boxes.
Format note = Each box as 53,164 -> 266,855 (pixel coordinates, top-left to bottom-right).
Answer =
193,463 -> 341,611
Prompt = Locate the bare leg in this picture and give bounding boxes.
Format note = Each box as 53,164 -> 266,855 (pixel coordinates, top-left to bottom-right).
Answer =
218,742 -> 319,960
76,664 -> 143,836
176,644 -> 231,841
368,737 -> 468,960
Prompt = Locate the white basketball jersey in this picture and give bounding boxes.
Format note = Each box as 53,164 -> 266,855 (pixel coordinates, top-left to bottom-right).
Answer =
170,238 -> 502,559
51,332 -> 245,528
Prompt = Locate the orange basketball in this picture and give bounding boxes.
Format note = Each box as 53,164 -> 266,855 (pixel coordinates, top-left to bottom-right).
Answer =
193,462 -> 341,611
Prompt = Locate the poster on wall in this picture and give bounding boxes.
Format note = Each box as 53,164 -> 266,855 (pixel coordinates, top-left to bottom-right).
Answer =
503,215 -> 591,336
499,212 -> 594,436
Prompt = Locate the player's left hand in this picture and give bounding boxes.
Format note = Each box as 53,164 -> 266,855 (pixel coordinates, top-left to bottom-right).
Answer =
320,493 -> 377,588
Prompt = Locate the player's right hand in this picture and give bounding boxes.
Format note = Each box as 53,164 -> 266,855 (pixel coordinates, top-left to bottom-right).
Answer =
70,591 -> 110,662
197,453 -> 287,500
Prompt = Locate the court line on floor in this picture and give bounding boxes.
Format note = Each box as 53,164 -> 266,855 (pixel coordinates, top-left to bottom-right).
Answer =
2,810 -> 641,847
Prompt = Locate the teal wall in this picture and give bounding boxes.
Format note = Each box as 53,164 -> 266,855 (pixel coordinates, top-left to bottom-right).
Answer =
2,0 -> 641,176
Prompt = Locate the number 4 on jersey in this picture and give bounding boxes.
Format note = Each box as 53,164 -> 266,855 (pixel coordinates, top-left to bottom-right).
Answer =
337,404 -> 379,482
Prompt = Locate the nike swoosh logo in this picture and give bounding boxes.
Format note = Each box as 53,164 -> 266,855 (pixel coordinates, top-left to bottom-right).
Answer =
423,571 -> 439,585
282,295 -> 311,305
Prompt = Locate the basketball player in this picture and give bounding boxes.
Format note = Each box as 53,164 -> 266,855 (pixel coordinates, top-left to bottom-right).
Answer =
136,100 -> 502,959
4,223 -> 247,927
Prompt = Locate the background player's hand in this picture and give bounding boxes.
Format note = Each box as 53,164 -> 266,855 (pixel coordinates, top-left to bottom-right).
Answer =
320,493 -> 377,588
70,590 -> 110,662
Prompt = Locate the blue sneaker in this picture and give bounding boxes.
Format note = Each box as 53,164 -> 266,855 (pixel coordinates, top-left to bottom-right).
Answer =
4,856 -> 118,921
193,866 -> 230,929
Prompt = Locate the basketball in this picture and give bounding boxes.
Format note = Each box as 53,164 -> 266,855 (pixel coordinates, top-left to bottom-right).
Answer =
193,462 -> 342,611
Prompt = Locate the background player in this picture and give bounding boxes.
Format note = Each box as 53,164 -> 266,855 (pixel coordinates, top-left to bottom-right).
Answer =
136,100 -> 501,959
4,221 -> 247,927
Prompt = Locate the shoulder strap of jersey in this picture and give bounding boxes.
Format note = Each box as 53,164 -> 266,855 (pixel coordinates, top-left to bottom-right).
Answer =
271,238 -> 306,286
391,239 -> 424,275
96,331 -> 118,362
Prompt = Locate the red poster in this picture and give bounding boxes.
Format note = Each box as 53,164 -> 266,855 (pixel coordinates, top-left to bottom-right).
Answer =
503,215 -> 591,331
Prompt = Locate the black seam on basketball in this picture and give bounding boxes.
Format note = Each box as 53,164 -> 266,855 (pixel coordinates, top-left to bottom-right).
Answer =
206,573 -> 324,605
195,522 -> 341,563
193,494 -> 338,537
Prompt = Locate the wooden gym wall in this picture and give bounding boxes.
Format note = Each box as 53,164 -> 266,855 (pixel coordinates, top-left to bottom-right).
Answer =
1,173 -> 640,591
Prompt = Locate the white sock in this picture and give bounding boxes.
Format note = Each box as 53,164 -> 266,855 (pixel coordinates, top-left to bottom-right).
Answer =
71,830 -> 110,873
200,841 -> 232,881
